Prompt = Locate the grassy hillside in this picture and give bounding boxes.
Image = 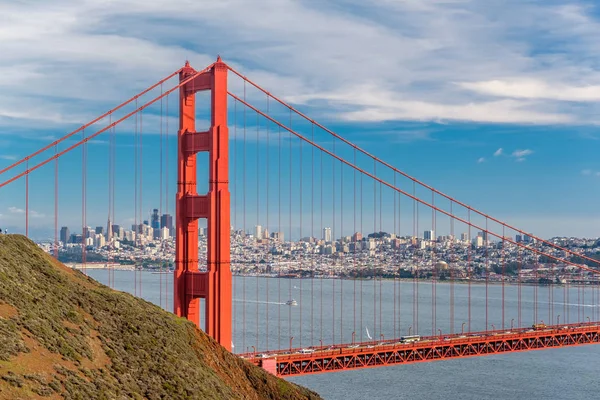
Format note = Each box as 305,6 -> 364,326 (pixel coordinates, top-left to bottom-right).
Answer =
0,235 -> 321,400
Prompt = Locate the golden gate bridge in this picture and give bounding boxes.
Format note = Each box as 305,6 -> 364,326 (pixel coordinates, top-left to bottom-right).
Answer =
2,58 -> 600,377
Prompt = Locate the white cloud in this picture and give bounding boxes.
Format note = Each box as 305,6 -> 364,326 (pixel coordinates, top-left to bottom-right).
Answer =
477,157 -> 485,163
515,157 -> 526,162
0,155 -> 17,160
459,79 -> 600,102
493,148 -> 503,157
1,0 -> 600,133
30,210 -> 45,219
582,169 -> 592,175
512,149 -> 534,158
8,206 -> 24,214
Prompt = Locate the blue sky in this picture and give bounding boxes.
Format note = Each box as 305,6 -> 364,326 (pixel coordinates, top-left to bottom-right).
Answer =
0,0 -> 599,239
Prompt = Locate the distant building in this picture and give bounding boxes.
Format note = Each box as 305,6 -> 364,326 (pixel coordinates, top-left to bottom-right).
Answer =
352,232 -> 363,242
460,233 -> 468,242
270,231 -> 284,242
323,227 -> 332,242
60,226 -> 70,244
516,234 -> 522,243
151,209 -> 160,230
160,214 -> 173,235
424,230 -> 434,241
95,226 -> 104,235
255,225 -> 262,239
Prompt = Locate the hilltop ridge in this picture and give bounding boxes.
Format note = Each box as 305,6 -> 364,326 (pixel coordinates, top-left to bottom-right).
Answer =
0,235 -> 321,399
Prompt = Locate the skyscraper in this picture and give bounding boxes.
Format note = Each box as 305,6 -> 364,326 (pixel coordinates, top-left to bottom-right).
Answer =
60,226 -> 70,244
323,227 -> 332,242
95,226 -> 104,235
255,225 -> 263,239
424,230 -> 434,240
160,214 -> 173,235
151,209 -> 160,230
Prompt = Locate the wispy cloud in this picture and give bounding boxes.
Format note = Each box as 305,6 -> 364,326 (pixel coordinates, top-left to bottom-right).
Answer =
512,149 -> 533,159
581,169 -> 600,177
477,157 -> 486,163
8,206 -> 24,214
0,155 -> 17,160
493,148 -> 503,157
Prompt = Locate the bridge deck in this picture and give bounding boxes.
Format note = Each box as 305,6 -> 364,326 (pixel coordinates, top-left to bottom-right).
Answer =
242,323 -> 600,377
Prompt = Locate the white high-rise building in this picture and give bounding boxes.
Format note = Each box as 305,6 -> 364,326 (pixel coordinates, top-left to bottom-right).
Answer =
473,236 -> 484,248
94,234 -> 105,248
323,227 -> 332,242
161,226 -> 170,240
255,225 -> 263,239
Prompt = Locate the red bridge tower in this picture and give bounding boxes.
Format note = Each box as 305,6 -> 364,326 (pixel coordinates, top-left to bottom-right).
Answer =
174,58 -> 232,350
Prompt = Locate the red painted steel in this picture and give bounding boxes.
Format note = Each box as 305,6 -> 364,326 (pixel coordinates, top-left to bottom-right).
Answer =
243,323 -> 600,377
174,58 -> 232,350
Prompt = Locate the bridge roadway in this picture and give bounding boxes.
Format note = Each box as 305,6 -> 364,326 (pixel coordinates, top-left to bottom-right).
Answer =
241,323 -> 600,377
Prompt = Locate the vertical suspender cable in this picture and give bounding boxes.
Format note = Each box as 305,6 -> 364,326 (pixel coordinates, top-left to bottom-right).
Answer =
165,93 -> 169,309
415,182 -> 419,334
379,180 -> 382,338
256,112 -> 260,352
54,146 -> 58,259
373,160 -> 376,338
299,119 -> 303,348
354,149 -> 357,342
82,128 -> 87,275
360,170 -> 363,342
397,174 -> 401,337
108,113 -> 112,288
139,109 -> 143,297
288,109 -> 293,347
393,174 -> 397,339
242,81 -> 247,353
159,85 -> 163,307
265,95 -> 270,351
449,201 -> 454,334
468,209 -> 472,332
412,181 -> 416,334
232,98 -> 237,350
311,123 -> 315,347
278,125 -> 282,351
332,138 -> 336,344
340,158 -> 343,344
320,147 -> 324,345
432,191 -> 436,336
502,225 -> 506,330
134,101 -> 138,297
485,217 -> 489,330
25,160 -> 29,237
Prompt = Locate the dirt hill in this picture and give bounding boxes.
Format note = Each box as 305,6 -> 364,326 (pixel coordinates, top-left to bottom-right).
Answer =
0,235 -> 321,400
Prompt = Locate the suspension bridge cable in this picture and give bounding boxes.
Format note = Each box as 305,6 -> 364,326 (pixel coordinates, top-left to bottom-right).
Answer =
0,70 -> 184,178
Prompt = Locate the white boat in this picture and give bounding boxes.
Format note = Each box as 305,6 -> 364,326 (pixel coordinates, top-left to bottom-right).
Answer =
286,299 -> 298,306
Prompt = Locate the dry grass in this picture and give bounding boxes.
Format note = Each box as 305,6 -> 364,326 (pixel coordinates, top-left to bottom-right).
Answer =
0,235 -> 321,400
